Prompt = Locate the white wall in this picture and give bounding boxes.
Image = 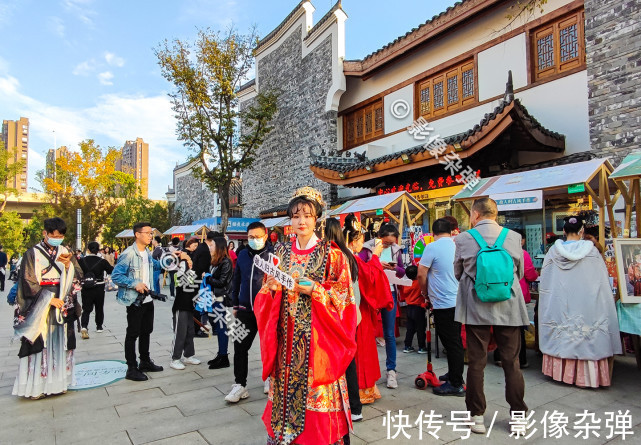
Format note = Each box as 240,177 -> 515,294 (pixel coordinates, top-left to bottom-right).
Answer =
339,0 -> 577,111
477,33 -> 528,101
383,84 -> 414,134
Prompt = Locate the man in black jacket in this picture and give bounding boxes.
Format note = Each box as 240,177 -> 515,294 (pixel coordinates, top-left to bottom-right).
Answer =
79,241 -> 114,338
224,222 -> 273,403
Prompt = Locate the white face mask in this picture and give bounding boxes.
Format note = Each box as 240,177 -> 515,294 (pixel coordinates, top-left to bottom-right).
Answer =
248,238 -> 266,250
47,236 -> 64,247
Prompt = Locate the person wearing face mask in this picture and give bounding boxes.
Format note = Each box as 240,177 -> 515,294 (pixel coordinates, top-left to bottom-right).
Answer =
539,216 -> 621,388
223,221 -> 273,403
12,217 -> 83,399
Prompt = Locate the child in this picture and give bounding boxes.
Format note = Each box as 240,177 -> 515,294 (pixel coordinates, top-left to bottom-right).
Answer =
402,265 -> 428,353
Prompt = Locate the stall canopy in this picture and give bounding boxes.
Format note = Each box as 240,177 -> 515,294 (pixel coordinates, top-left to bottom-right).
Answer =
331,191 -> 426,233
115,228 -> 162,239
453,157 -> 618,240
163,224 -> 209,240
261,216 -> 289,228
192,217 -> 260,233
609,151 -> 641,236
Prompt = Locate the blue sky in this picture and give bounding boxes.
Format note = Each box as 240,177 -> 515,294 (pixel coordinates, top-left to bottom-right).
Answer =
0,0 -> 458,200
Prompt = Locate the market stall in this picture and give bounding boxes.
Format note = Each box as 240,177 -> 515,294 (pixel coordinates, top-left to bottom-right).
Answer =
330,191 -> 427,236
163,224 -> 209,242
609,152 -> 641,238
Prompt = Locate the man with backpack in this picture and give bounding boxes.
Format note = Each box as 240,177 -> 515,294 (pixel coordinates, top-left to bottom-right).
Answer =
453,197 -> 529,434
79,241 -> 114,338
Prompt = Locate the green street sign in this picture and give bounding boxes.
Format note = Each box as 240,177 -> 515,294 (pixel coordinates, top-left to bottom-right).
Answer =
568,183 -> 585,194
376,209 -> 383,216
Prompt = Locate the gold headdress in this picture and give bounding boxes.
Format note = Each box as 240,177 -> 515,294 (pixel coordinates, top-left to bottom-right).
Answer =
290,186 -> 325,208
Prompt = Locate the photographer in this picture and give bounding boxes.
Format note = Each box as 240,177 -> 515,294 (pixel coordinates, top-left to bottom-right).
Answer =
112,222 -> 166,381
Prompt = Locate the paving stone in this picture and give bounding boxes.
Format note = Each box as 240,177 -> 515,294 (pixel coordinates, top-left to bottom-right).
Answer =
142,431 -> 208,445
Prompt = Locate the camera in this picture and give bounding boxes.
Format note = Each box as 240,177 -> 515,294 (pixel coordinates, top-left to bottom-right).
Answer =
131,289 -> 168,307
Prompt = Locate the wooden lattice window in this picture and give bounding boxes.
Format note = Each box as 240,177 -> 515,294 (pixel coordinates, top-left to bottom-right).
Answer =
417,60 -> 476,119
343,99 -> 384,149
531,10 -> 585,81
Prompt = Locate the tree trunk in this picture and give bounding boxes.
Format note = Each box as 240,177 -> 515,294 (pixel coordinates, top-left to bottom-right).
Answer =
218,181 -> 231,235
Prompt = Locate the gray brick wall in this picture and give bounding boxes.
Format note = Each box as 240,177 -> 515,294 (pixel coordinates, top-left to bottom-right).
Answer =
241,26 -> 337,218
585,0 -> 641,156
174,169 -> 218,223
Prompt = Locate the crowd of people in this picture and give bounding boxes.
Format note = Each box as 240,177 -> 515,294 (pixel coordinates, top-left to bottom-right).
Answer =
6,186 -> 623,445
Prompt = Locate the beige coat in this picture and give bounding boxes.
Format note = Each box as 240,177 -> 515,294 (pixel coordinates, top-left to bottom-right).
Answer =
454,219 -> 529,326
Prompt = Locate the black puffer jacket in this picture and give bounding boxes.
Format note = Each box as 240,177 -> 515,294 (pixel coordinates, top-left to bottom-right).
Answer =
206,257 -> 233,303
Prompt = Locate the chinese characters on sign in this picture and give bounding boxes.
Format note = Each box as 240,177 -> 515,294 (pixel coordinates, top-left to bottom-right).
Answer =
376,171 -> 480,196
252,253 -> 296,290
382,409 -> 634,441
405,116 -> 481,191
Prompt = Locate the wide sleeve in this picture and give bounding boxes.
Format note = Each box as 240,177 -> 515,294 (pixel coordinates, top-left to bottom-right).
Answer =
16,249 -> 41,315
357,256 -> 393,311
309,247 -> 357,387
254,283 -> 283,381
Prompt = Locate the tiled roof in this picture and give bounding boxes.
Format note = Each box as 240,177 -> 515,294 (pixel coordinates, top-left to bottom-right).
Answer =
255,0 -> 308,51
238,78 -> 256,93
304,1 -> 343,40
310,96 -> 565,174
259,204 -> 289,218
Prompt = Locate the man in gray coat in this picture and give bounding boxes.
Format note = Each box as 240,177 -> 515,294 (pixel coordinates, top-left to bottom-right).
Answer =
454,197 -> 529,434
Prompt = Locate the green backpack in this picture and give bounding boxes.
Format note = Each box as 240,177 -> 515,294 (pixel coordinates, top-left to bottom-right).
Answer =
467,227 -> 514,303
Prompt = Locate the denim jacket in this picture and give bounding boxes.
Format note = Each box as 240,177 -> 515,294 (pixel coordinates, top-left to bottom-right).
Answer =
111,244 -> 160,306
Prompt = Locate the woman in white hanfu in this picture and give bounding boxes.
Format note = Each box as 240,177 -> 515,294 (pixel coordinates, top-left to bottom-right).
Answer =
539,216 -> 621,388
12,217 -> 82,399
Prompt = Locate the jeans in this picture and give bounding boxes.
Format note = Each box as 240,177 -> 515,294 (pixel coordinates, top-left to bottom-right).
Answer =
168,271 -> 177,297
172,310 -> 195,360
233,311 -> 258,386
207,301 -> 229,355
381,290 -> 397,371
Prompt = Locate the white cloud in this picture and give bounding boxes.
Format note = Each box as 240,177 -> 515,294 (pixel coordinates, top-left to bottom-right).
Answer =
104,52 -> 125,68
62,0 -> 96,26
97,71 -> 114,85
48,16 -> 65,38
0,0 -> 18,26
0,73 -> 184,199
0,55 -> 9,75
72,59 -> 95,76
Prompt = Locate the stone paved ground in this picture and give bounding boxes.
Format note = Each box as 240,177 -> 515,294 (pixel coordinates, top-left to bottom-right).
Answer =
1,284 -> 641,445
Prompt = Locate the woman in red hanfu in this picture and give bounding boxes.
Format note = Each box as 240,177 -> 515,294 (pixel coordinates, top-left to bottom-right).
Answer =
255,187 -> 357,445
343,213 -> 393,404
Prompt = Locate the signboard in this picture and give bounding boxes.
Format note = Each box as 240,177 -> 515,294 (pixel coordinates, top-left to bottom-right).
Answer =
376,209 -> 383,216
192,217 -> 260,232
376,171 -> 480,196
253,253 -> 295,290
568,183 -> 585,194
68,360 -> 128,390
490,190 -> 543,211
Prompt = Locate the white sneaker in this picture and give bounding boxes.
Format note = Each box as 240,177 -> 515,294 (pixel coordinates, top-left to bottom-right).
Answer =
471,415 -> 486,434
386,370 -> 398,389
182,356 -> 201,365
263,378 -> 270,394
225,383 -> 249,403
170,359 -> 186,370
351,413 -> 363,422
80,328 -> 89,340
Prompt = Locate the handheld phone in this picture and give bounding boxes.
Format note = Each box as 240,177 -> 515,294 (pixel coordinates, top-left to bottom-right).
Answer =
296,277 -> 313,286
387,261 -> 397,267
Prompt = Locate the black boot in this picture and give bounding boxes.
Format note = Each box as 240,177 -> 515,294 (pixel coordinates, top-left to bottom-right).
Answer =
208,354 -> 230,369
139,359 -> 164,372
126,365 -> 148,381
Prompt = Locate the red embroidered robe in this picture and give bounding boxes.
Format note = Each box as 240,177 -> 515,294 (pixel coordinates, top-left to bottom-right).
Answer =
255,240 -> 357,445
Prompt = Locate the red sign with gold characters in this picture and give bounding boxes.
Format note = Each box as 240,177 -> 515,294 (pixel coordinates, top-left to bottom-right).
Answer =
376,170 -> 480,196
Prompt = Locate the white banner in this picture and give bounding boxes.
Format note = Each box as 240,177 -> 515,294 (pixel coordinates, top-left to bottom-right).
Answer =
253,253 -> 295,290
490,190 -> 543,211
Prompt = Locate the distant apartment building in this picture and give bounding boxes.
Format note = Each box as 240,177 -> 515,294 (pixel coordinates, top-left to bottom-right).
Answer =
45,145 -> 70,179
1,116 -> 29,192
116,137 -> 149,198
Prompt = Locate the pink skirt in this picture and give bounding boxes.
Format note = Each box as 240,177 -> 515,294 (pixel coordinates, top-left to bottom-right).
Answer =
542,354 -> 611,388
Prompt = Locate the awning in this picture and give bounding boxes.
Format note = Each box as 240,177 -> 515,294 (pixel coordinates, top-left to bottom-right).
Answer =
163,224 -> 208,236
610,151 -> 641,180
191,217 -> 260,232
453,158 -> 612,200
261,216 -> 289,228
115,228 -> 162,239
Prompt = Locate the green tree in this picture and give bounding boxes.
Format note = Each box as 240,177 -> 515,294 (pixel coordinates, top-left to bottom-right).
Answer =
505,0 -> 548,26
0,139 -> 27,214
0,211 -> 25,258
102,196 -> 171,247
36,139 -> 132,248
156,27 -> 278,233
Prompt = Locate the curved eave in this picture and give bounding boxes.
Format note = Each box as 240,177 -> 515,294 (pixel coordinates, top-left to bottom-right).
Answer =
311,100 -> 564,185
